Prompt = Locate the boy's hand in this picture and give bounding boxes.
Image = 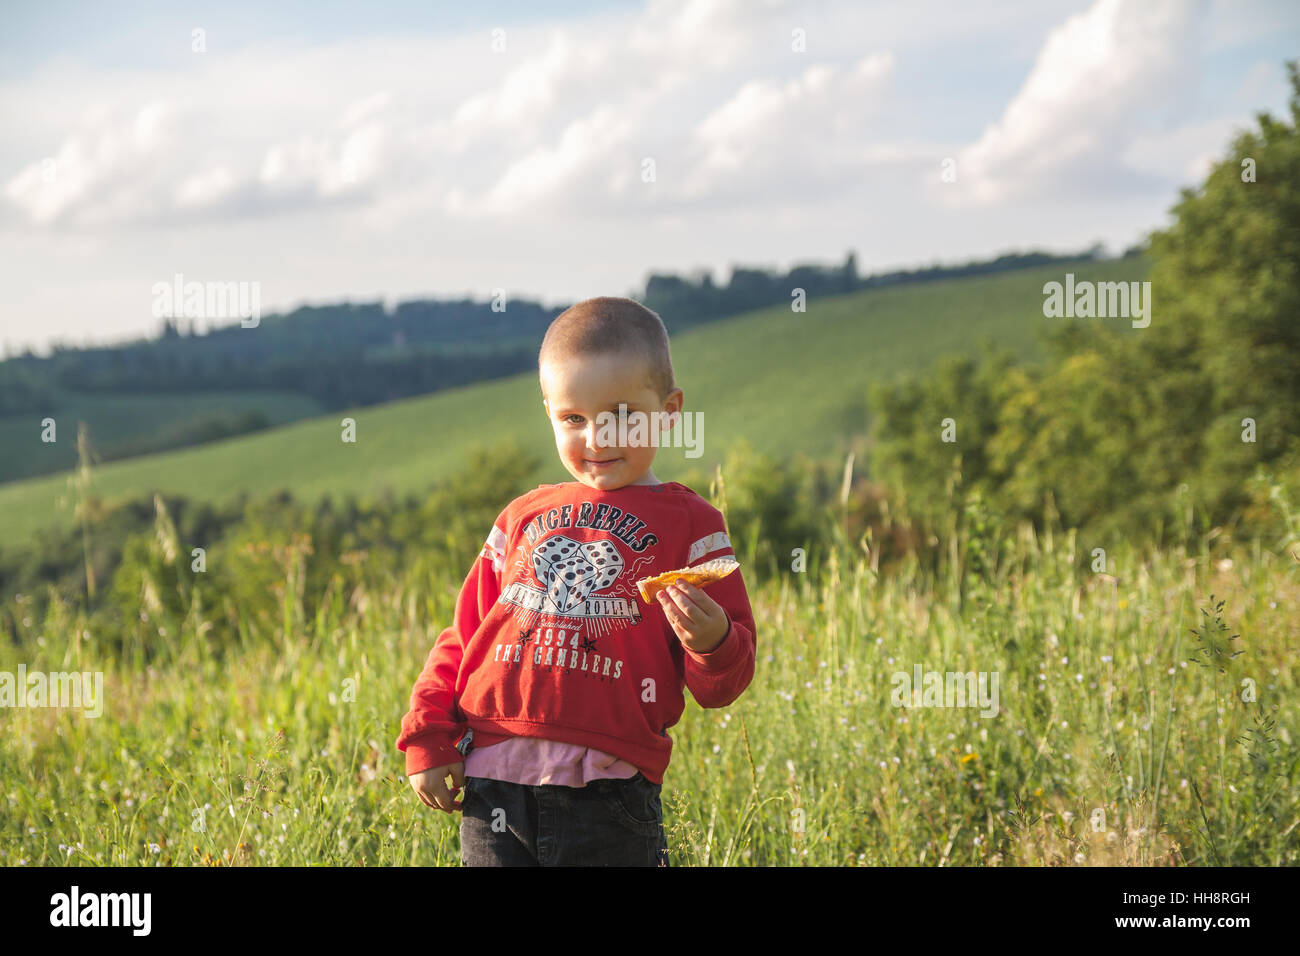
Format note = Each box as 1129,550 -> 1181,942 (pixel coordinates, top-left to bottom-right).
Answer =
657,580 -> 729,654
410,761 -> 466,813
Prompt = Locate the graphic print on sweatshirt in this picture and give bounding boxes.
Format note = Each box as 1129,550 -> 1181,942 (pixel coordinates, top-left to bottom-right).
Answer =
492,501 -> 660,648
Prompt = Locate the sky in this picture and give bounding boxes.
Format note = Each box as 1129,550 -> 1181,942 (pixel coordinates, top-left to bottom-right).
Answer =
1,0 -> 1297,354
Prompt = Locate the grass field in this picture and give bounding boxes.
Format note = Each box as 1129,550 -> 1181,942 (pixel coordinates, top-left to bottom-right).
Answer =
2,497 -> 1295,866
0,258 -> 1149,548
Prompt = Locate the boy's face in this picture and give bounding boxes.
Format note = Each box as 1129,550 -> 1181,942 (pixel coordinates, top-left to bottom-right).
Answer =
540,351 -> 683,491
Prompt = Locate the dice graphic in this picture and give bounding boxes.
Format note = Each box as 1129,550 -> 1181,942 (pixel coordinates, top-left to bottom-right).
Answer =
548,553 -> 598,612
581,539 -> 623,591
531,534 -> 624,613
531,535 -> 581,583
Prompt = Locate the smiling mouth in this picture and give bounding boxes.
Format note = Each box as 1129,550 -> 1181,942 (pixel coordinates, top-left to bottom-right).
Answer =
586,458 -> 619,465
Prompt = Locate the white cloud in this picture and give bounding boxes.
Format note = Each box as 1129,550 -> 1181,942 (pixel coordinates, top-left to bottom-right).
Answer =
4,100 -> 178,226
1,0 -> 836,231
951,0 -> 1204,204
682,53 -> 894,201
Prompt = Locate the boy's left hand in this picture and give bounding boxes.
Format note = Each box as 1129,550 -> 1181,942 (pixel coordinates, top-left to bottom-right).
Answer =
657,580 -> 729,654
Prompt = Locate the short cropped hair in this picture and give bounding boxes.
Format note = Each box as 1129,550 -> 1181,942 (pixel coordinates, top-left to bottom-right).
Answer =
538,296 -> 676,401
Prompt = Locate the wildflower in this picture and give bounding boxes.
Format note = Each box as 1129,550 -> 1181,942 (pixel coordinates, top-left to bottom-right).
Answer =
960,753 -> 978,765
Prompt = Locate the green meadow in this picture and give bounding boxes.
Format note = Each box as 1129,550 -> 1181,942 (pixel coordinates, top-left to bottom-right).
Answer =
3,500 -> 1295,866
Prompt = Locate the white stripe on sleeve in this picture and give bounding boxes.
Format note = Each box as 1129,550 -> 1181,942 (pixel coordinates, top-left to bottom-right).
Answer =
479,525 -> 507,573
688,531 -> 732,564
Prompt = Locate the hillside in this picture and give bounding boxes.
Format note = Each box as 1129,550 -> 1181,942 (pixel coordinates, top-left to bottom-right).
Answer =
0,258 -> 1150,548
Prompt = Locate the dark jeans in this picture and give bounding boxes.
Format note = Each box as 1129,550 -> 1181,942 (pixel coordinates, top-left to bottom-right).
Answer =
459,772 -> 669,867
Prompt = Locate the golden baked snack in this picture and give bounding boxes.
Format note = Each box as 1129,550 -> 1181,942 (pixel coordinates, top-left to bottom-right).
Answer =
636,556 -> 740,603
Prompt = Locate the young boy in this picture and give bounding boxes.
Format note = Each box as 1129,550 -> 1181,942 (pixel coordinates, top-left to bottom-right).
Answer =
397,296 -> 757,866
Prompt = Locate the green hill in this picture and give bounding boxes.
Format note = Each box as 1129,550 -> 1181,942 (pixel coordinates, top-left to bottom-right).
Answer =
0,389 -> 323,483
0,258 -> 1149,548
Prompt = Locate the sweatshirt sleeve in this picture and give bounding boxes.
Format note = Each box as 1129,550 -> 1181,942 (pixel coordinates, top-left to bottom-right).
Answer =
680,501 -> 757,709
395,510 -> 508,777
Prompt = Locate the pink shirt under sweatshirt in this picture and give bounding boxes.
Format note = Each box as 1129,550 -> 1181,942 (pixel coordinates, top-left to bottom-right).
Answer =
465,736 -> 640,787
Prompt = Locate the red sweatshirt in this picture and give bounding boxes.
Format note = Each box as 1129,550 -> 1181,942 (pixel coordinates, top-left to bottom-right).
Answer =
396,480 -> 757,785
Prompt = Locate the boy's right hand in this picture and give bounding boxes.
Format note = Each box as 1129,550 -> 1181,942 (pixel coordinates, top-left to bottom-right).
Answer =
409,762 -> 466,813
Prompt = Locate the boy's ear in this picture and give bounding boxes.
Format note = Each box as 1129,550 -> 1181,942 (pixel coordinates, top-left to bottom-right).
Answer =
659,389 -> 683,431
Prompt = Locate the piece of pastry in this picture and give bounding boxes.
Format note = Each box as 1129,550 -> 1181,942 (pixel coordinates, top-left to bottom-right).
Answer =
636,556 -> 740,603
